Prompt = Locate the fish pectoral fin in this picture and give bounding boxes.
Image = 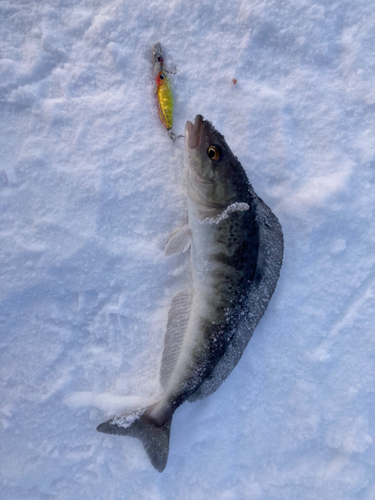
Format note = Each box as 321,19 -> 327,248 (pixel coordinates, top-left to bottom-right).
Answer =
164,224 -> 191,256
97,409 -> 172,473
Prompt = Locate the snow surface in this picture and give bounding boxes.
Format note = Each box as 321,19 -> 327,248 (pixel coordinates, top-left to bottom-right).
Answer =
1,0 -> 375,498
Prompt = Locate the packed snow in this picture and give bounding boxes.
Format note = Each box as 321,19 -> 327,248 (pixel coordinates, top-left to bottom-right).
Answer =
1,0 -> 375,498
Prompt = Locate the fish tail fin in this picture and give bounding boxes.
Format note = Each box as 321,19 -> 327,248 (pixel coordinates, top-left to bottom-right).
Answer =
96,408 -> 172,472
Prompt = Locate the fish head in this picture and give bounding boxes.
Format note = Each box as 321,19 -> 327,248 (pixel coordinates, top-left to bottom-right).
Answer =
185,115 -> 249,211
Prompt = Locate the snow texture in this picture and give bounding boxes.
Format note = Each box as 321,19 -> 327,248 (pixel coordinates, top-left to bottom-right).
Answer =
199,202 -> 250,224
1,0 -> 375,499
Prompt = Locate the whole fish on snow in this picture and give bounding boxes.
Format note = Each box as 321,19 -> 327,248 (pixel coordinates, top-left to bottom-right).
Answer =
97,115 -> 283,472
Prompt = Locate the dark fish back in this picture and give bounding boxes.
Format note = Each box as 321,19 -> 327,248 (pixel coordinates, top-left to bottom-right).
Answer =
188,191 -> 283,402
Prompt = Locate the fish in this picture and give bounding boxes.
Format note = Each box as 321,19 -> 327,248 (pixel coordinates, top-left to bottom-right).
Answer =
97,115 -> 284,472
152,42 -> 180,142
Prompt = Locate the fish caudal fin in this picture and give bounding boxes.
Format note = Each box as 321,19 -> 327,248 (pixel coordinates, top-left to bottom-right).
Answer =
96,410 -> 172,473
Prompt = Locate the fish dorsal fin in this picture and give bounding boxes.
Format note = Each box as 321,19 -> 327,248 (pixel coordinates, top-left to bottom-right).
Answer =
164,225 -> 191,256
160,289 -> 193,388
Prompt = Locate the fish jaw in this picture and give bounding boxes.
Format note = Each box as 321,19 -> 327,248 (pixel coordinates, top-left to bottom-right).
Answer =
185,114 -> 204,149
185,115 -> 217,208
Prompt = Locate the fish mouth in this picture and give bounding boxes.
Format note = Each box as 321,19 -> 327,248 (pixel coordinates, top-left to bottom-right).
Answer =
185,115 -> 204,149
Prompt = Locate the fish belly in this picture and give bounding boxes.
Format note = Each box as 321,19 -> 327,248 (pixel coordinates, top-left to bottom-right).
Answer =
150,202 -> 258,424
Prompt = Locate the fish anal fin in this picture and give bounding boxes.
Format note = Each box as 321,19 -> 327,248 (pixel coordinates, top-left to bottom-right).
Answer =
160,289 -> 193,388
164,225 -> 191,256
97,409 -> 172,473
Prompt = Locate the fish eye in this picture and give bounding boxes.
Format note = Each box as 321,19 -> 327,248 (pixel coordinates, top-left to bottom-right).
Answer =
159,73 -> 165,80
207,145 -> 221,161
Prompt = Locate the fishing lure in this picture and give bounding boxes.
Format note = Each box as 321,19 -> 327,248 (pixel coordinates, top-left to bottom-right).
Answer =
152,43 -> 181,142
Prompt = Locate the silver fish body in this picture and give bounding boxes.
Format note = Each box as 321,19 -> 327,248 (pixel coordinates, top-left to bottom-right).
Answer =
97,115 -> 284,472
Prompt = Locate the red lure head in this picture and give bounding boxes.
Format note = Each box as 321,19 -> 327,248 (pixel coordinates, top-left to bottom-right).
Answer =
156,71 -> 167,86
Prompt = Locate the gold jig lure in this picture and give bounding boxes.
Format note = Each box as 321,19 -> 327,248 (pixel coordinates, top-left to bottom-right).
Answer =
152,43 -> 182,142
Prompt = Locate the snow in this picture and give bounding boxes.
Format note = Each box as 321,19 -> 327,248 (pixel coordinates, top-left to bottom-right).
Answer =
1,0 -> 375,498
199,202 -> 250,224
